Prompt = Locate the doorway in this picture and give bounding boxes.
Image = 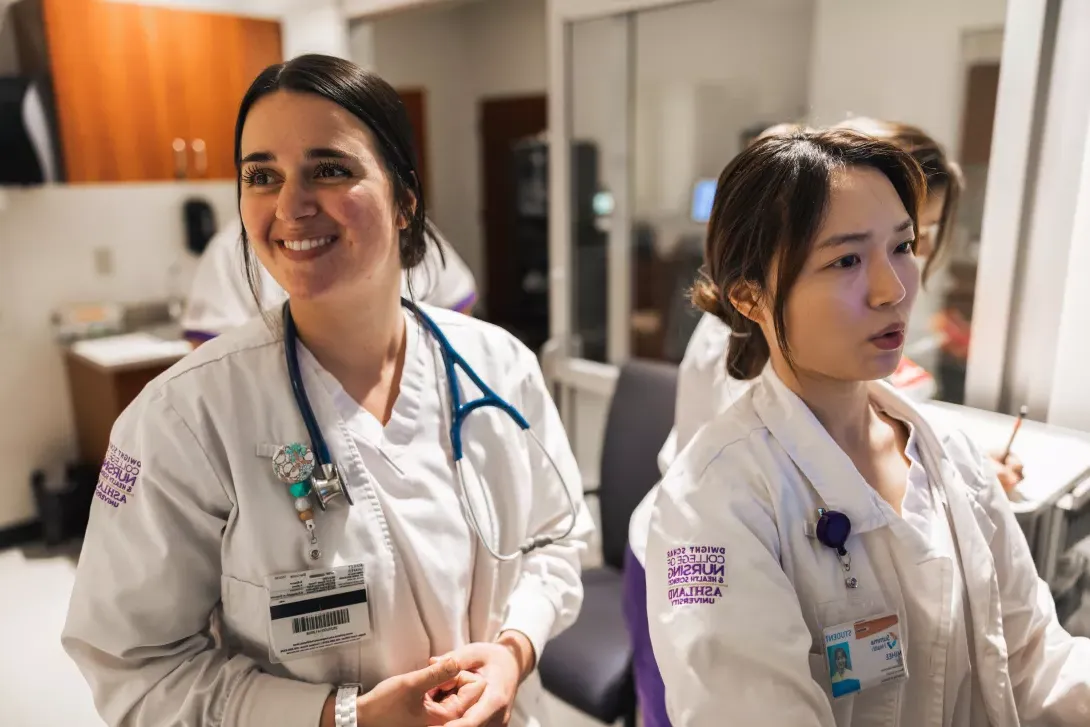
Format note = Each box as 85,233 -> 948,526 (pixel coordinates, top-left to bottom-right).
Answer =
479,94 -> 548,329
398,88 -> 429,199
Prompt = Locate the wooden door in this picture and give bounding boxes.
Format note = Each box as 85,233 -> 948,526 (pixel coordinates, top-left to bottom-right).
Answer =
44,0 -> 178,182
479,95 -> 547,317
397,88 -> 429,200
958,63 -> 1000,165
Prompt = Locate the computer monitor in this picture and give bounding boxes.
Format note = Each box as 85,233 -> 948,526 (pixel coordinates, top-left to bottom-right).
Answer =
690,178 -> 717,223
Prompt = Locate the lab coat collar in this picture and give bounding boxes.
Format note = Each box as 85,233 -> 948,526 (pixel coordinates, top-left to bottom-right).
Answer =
751,366 -> 890,534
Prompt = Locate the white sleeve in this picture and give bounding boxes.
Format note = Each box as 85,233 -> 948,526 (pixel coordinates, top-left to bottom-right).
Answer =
62,390 -> 332,727
954,434 -> 1090,724
626,487 -> 658,566
499,345 -> 595,661
181,221 -> 261,339
673,314 -> 737,456
409,227 -> 478,312
645,461 -> 835,727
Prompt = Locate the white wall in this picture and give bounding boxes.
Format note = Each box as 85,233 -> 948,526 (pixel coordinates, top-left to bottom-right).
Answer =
633,0 -> 813,217
0,183 -> 237,529
808,0 -> 1006,154
353,0 -> 549,298
808,0 -> 1006,381
1047,106 -> 1090,431
281,0 -> 350,58
460,0 -> 548,97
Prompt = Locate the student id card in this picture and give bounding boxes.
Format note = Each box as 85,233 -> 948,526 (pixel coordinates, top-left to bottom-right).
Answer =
822,613 -> 906,699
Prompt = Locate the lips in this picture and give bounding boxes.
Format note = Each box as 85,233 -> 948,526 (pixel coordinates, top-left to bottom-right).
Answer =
870,323 -> 906,352
275,234 -> 339,261
280,235 -> 335,252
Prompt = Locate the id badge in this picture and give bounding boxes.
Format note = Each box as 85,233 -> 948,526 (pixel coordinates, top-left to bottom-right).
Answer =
822,613 -> 906,699
265,563 -> 373,663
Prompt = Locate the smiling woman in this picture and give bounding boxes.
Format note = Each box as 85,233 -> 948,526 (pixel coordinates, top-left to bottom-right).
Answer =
61,54 -> 593,727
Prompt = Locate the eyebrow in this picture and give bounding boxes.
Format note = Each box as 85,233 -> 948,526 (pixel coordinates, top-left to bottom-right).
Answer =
816,218 -> 914,251
239,148 -> 354,164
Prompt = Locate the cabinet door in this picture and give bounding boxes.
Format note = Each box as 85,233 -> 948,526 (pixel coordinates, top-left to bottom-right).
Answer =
44,0 -> 181,182
160,9 -> 281,180
44,0 -> 281,183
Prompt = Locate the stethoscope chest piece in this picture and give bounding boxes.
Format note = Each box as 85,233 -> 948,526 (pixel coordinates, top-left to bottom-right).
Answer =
271,444 -> 352,511
311,462 -> 351,510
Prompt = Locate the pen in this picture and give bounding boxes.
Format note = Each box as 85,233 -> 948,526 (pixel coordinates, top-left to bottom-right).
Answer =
1002,405 -> 1029,463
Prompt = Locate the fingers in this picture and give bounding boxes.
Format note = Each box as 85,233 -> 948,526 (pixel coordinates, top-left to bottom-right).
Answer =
405,655 -> 461,692
997,468 -> 1020,494
444,677 -> 487,714
440,645 -> 487,671
428,670 -> 484,702
442,690 -> 506,727
424,674 -> 487,724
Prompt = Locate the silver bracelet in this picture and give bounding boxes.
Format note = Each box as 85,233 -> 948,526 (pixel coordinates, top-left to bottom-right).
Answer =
334,684 -> 361,727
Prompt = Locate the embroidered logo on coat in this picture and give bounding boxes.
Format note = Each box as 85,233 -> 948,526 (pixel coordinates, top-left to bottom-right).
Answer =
666,546 -> 726,606
94,444 -> 141,508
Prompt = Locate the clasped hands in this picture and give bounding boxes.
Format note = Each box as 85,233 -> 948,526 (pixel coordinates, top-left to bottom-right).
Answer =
349,631 -> 534,727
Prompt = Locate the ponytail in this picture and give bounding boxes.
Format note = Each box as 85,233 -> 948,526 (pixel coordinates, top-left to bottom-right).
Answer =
691,273 -> 770,381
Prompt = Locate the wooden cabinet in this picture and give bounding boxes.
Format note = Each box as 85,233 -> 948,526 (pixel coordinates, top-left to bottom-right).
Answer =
41,0 -> 281,183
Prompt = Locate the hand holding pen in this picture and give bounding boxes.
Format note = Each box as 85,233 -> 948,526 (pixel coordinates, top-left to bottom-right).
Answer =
990,405 -> 1027,494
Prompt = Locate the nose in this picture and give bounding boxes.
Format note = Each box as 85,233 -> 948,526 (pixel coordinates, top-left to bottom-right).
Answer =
275,178 -> 317,222
867,255 -> 909,309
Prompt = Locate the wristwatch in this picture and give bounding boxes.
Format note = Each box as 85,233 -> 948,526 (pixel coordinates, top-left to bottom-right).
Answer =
334,683 -> 361,727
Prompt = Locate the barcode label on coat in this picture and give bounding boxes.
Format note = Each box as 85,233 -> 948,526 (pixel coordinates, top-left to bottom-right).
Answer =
292,608 -> 350,634
266,564 -> 372,663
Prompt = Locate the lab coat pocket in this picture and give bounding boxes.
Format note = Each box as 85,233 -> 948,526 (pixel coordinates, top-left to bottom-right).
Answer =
808,653 -> 853,726
808,652 -> 832,693
812,590 -> 888,632
220,574 -> 360,684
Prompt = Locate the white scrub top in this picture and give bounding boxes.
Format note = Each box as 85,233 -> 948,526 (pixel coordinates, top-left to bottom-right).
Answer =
181,218 -> 478,339
63,305 -> 594,727
645,365 -> 1090,726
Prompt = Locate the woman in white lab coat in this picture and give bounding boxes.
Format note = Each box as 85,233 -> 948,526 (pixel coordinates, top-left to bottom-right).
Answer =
181,216 -> 478,346
645,128 -> 1090,726
623,119 -> 1017,727
63,54 -> 593,727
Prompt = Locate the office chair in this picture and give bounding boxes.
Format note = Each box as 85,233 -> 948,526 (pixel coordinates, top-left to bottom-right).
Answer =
538,359 -> 679,727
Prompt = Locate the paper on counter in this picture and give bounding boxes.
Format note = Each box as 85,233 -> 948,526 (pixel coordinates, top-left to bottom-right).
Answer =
70,332 -> 191,369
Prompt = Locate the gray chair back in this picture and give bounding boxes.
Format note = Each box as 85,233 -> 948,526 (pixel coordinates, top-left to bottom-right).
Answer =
598,359 -> 678,570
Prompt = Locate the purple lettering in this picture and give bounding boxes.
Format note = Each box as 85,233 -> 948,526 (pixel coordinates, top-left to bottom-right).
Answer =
667,585 -> 724,601
667,563 -> 725,581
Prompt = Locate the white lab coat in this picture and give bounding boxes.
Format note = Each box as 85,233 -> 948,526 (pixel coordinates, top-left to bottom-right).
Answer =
630,313 -> 746,565
646,365 -> 1090,726
181,218 -> 478,338
629,313 -> 940,567
63,305 -> 594,727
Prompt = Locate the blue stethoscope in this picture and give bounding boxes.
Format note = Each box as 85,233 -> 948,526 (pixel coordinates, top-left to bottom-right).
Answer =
278,299 -> 579,562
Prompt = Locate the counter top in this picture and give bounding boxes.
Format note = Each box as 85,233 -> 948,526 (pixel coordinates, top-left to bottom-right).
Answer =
921,400 -> 1090,515
67,331 -> 192,373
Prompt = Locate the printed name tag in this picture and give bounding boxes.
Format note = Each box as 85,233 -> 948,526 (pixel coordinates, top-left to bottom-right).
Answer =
265,564 -> 373,663
822,612 -> 906,699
